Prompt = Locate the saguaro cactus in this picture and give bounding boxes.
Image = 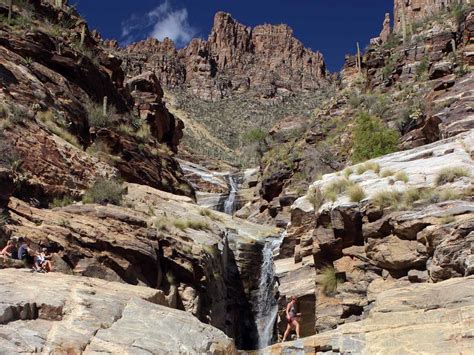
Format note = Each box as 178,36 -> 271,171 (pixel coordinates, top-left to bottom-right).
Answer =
356,42 -> 362,73
401,5 -> 407,43
103,96 -> 108,117
80,23 -> 86,47
8,0 -> 13,24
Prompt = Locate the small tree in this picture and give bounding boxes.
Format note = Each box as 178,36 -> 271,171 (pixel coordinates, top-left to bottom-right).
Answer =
351,111 -> 399,163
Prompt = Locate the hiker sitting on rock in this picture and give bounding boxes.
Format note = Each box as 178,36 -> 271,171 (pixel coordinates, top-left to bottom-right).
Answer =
0,240 -> 15,258
17,237 -> 35,267
33,247 -> 52,273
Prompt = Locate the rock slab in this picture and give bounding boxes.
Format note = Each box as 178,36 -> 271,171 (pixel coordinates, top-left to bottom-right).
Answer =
0,269 -> 236,354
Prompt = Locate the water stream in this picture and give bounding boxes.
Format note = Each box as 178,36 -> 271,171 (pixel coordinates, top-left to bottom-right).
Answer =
223,175 -> 239,215
255,234 -> 284,349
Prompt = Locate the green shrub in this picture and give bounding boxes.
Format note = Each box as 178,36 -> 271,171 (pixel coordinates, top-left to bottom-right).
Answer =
347,91 -> 364,108
383,34 -> 401,50
438,216 -> 455,225
415,56 -> 429,81
351,112 -> 399,163
380,169 -> 395,178
343,167 -> 353,178
435,167 -> 470,186
439,188 -> 461,201
8,105 -> 28,125
155,217 -> 170,232
38,111 -> 80,147
242,127 -> 267,143
199,208 -> 223,222
0,139 -> 21,171
324,178 -> 354,198
0,212 -> 9,227
173,218 -> 211,231
452,3 -> 466,25
324,190 -> 338,202
58,218 -> 71,228
402,188 -> 424,207
356,162 -> 380,175
83,179 -> 124,205
372,190 -> 403,209
394,171 -> 409,183
49,196 -> 74,208
348,184 -> 366,202
242,128 -> 268,158
86,101 -> 117,128
188,220 -> 211,231
320,266 -> 343,296
367,94 -> 390,119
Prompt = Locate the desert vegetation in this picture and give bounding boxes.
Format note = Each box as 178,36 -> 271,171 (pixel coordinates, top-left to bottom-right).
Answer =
435,167 -> 471,186
82,179 -> 125,205
351,112 -> 399,163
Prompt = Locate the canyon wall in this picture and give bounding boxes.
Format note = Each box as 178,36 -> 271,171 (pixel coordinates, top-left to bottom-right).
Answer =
120,12 -> 326,101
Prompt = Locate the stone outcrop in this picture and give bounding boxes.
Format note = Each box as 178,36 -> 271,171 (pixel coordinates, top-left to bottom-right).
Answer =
0,269 -> 237,354
125,71 -> 184,152
274,129 -> 473,338
120,12 -> 326,101
393,0 -> 465,33
266,276 -> 474,354
0,1 -> 193,202
3,183 -> 278,349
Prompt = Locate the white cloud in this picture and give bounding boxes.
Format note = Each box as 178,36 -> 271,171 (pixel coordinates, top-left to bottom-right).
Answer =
121,1 -> 196,47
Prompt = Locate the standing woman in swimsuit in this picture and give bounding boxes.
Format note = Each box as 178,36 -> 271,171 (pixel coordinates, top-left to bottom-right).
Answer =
282,296 -> 300,342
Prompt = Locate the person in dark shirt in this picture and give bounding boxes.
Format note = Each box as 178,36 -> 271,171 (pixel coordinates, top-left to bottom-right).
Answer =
17,237 -> 34,267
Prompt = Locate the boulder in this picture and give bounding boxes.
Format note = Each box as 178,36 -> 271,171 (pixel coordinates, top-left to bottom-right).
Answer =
0,269 -> 236,354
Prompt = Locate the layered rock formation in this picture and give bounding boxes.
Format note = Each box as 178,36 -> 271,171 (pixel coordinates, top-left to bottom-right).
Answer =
2,181 -> 278,349
0,269 -> 237,354
120,12 -> 326,101
273,129 -> 473,339
266,276 -> 474,353
0,0 -> 193,203
394,0 -> 466,33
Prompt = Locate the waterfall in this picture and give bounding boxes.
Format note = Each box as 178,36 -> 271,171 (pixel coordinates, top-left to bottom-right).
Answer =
255,234 -> 284,350
223,175 -> 238,215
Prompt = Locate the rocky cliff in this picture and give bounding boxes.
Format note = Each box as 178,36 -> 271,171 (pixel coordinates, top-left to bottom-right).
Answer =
1,0 -> 474,353
0,269 -> 237,353
0,0 -> 193,202
266,276 -> 474,353
0,1 -> 279,351
393,0 -> 466,33
245,2 -> 474,227
121,12 -> 326,101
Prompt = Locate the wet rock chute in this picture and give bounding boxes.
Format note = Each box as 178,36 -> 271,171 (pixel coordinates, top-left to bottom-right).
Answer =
224,175 -> 239,215
255,233 -> 285,349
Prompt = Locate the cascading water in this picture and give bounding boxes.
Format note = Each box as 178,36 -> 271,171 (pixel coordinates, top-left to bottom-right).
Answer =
255,234 -> 285,350
223,175 -> 239,215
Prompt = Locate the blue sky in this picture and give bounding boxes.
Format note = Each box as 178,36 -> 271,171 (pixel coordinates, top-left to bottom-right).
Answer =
74,0 -> 393,72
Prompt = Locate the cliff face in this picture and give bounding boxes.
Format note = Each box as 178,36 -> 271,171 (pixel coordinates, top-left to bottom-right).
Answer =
0,0 -> 193,203
393,0 -> 465,32
120,12 -> 326,101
